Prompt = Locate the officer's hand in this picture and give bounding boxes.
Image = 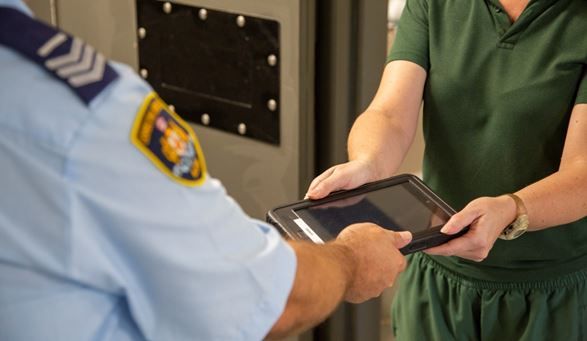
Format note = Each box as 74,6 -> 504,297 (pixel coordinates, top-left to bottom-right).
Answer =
424,195 -> 517,262
305,159 -> 378,200
334,223 -> 412,303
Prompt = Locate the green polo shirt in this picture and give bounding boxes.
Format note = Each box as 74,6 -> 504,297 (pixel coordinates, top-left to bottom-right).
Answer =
389,0 -> 587,281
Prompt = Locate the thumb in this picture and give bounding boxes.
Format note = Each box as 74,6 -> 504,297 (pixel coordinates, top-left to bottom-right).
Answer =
307,174 -> 343,199
390,231 -> 412,248
440,210 -> 477,234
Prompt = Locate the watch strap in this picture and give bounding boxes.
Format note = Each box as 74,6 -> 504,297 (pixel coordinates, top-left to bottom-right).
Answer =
507,193 -> 527,217
499,193 -> 529,240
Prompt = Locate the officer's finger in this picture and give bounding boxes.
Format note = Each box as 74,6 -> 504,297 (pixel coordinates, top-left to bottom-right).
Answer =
390,231 -> 412,249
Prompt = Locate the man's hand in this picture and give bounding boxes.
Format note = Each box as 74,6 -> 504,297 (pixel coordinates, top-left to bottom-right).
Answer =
334,223 -> 412,303
268,224 -> 411,339
305,159 -> 379,200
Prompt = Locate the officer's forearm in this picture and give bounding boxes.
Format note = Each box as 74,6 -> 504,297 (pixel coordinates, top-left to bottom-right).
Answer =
266,241 -> 355,340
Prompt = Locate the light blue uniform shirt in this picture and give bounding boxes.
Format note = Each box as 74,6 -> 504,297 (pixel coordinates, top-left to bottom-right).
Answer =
0,1 -> 296,339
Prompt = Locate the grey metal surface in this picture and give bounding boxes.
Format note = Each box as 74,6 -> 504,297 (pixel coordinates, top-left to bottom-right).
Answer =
315,0 -> 388,171
29,0 -> 315,220
56,1 -> 139,68
26,0 -> 58,25
313,1 -> 388,340
356,0 -> 389,111
177,0 -> 315,219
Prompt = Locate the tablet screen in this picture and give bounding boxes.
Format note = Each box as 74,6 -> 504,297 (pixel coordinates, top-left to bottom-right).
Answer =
294,181 -> 451,241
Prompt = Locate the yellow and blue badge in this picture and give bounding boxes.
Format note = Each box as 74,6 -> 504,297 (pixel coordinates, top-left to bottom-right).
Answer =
131,92 -> 206,186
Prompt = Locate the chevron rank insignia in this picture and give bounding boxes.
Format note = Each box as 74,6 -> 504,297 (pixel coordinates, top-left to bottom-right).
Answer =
131,93 -> 207,187
0,7 -> 118,105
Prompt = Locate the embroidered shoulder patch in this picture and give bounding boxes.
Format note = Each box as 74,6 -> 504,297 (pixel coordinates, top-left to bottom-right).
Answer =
131,93 -> 207,186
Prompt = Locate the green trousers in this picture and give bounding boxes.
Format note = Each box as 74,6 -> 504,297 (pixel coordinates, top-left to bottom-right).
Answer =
392,253 -> 587,341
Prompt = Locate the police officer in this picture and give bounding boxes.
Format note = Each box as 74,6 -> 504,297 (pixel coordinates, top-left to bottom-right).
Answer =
0,1 -> 411,340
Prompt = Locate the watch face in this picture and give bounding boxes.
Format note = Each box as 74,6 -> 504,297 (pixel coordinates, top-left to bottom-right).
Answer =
500,214 -> 529,240
510,228 -> 527,239
514,214 -> 530,230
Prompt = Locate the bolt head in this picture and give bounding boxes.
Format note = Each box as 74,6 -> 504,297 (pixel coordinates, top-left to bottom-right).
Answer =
201,113 -> 211,126
267,99 -> 277,112
163,2 -> 172,14
238,123 -> 247,135
138,27 -> 147,39
198,8 -> 208,20
236,15 -> 246,28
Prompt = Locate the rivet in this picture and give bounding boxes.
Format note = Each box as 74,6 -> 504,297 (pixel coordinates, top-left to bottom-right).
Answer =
163,2 -> 172,14
267,99 -> 277,112
201,113 -> 211,126
198,8 -> 208,21
267,54 -> 277,67
168,104 -> 175,112
138,27 -> 147,39
140,68 -> 149,79
236,15 -> 246,28
238,123 -> 247,135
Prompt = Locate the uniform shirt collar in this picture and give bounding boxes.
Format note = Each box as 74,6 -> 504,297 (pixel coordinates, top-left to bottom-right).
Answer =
0,0 -> 33,16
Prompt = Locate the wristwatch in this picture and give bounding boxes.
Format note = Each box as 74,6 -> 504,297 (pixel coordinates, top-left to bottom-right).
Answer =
499,193 -> 529,240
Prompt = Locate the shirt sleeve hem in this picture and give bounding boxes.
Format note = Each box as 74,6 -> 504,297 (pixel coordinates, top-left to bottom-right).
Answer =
574,68 -> 587,104
387,51 -> 429,71
574,90 -> 587,105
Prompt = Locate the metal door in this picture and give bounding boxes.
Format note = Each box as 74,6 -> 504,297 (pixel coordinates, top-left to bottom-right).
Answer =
29,0 -> 316,219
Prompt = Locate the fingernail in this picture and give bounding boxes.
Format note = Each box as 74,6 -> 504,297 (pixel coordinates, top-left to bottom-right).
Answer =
303,194 -> 309,200
440,225 -> 449,233
399,231 -> 412,242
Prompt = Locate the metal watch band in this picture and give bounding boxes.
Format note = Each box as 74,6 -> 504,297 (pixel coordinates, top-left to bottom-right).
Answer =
506,193 -> 527,217
499,193 -> 529,240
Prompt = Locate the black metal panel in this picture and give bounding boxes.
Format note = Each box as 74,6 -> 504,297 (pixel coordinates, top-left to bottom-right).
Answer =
136,1 -> 281,145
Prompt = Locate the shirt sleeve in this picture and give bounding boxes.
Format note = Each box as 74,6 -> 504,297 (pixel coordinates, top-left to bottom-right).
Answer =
575,66 -> 587,104
66,65 -> 296,340
387,0 -> 430,70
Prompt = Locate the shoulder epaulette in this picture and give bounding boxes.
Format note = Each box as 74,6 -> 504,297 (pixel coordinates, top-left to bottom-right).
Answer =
0,6 -> 119,105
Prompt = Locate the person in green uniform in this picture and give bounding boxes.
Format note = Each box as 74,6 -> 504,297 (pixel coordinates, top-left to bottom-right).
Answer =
305,0 -> 587,339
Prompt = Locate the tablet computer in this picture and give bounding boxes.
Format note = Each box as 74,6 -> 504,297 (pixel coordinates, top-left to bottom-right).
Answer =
266,174 -> 467,254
